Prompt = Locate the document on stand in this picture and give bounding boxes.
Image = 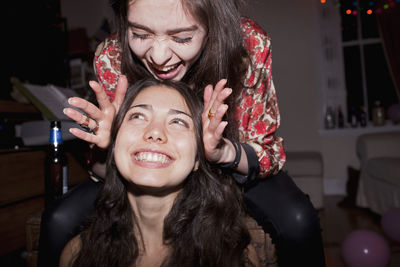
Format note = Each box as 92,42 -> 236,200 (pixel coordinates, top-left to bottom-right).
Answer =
10,77 -> 80,121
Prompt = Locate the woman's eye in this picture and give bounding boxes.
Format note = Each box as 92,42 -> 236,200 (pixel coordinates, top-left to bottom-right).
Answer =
170,118 -> 189,128
172,36 -> 192,44
128,112 -> 145,120
131,32 -> 150,40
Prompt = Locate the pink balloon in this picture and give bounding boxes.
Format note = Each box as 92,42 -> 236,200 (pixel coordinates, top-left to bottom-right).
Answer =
381,207 -> 400,243
341,230 -> 390,267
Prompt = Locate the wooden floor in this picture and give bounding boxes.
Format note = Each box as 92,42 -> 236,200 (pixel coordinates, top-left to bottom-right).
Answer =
320,195 -> 400,267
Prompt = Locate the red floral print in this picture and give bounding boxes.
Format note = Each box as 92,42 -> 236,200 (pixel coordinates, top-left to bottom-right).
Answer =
252,103 -> 264,119
243,95 -> 254,109
103,70 -> 117,85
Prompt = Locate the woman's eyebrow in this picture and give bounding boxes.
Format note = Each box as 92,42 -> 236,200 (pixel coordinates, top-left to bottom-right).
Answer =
128,21 -> 197,35
169,109 -> 192,119
129,104 -> 192,118
130,104 -> 151,110
128,22 -> 153,33
167,25 -> 198,35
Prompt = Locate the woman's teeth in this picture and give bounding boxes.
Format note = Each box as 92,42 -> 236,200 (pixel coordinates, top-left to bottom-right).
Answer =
153,62 -> 180,73
135,152 -> 170,164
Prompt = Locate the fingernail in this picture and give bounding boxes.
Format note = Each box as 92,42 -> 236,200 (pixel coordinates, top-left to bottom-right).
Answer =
63,108 -> 67,114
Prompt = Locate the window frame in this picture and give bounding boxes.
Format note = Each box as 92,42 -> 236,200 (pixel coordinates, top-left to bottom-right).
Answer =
317,0 -> 398,133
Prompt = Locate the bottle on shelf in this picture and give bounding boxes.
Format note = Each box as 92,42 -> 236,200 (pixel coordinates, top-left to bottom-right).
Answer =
44,120 -> 68,207
372,101 -> 385,126
359,106 -> 367,127
337,105 -> 345,128
350,106 -> 358,128
324,106 -> 335,129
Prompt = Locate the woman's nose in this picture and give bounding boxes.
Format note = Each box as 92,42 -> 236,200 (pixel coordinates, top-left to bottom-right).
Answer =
149,38 -> 173,66
143,120 -> 167,143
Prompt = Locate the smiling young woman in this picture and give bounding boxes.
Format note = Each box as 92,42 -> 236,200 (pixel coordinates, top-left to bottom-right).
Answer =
59,78 -> 258,267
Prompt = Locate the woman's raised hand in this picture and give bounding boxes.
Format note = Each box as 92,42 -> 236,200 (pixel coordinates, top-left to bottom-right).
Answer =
63,76 -> 128,149
202,79 -> 235,164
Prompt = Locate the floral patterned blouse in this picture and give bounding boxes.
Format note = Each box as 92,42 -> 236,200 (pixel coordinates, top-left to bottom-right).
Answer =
93,17 -> 286,177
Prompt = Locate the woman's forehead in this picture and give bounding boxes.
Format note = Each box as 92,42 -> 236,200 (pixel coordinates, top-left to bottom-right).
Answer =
132,85 -> 191,114
128,0 -> 203,30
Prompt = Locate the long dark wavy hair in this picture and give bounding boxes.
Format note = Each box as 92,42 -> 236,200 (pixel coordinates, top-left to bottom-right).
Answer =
71,78 -> 250,267
109,0 -> 249,140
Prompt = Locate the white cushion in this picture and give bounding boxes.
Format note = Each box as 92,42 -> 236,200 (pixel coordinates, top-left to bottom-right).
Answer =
364,157 -> 400,187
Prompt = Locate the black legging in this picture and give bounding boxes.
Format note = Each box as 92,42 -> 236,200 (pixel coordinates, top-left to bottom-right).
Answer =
244,171 -> 325,266
38,171 -> 325,267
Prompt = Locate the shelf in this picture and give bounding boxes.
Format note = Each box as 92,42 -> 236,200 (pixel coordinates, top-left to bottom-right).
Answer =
0,100 -> 39,114
318,122 -> 400,136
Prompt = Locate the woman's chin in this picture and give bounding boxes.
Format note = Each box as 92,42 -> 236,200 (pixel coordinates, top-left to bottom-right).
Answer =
128,182 -> 183,196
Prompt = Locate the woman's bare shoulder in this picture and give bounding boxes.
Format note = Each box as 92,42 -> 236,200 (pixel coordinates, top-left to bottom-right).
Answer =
59,235 -> 82,267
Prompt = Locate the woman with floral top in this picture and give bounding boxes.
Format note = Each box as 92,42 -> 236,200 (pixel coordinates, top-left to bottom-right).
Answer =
39,0 -> 325,266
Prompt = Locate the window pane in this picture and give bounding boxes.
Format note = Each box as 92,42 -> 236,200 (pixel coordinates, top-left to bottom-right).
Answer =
360,0 -> 380,38
343,46 -> 364,121
340,1 -> 358,41
363,43 -> 397,118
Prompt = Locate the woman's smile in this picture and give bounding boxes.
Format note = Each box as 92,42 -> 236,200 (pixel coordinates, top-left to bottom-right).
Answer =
148,61 -> 184,80
132,149 -> 173,168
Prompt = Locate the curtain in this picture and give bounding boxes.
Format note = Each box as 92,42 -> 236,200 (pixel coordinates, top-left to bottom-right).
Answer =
376,1 -> 400,100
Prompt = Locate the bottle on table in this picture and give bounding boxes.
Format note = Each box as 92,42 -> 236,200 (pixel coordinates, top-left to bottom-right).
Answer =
44,120 -> 68,207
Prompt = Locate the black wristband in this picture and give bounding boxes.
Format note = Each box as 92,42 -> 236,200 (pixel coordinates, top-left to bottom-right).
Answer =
220,138 -> 242,169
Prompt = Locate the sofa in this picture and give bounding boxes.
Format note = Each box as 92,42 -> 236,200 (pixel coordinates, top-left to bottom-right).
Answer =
356,131 -> 400,215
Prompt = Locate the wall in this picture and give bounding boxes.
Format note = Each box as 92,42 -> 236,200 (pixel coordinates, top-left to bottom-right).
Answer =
60,0 -> 113,36
244,0 -> 322,150
244,0 -> 359,194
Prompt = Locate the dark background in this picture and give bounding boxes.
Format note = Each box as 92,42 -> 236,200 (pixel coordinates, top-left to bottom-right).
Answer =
3,0 -> 69,100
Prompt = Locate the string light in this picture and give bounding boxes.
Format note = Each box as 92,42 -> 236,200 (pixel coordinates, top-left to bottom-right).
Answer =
327,0 -> 400,16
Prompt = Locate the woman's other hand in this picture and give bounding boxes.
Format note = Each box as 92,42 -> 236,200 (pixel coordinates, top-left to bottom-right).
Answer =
202,79 -> 236,164
63,76 -> 128,149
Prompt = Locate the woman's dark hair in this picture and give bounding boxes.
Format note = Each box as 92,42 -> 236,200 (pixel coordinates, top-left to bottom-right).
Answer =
71,78 -> 250,266
109,0 -> 249,139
